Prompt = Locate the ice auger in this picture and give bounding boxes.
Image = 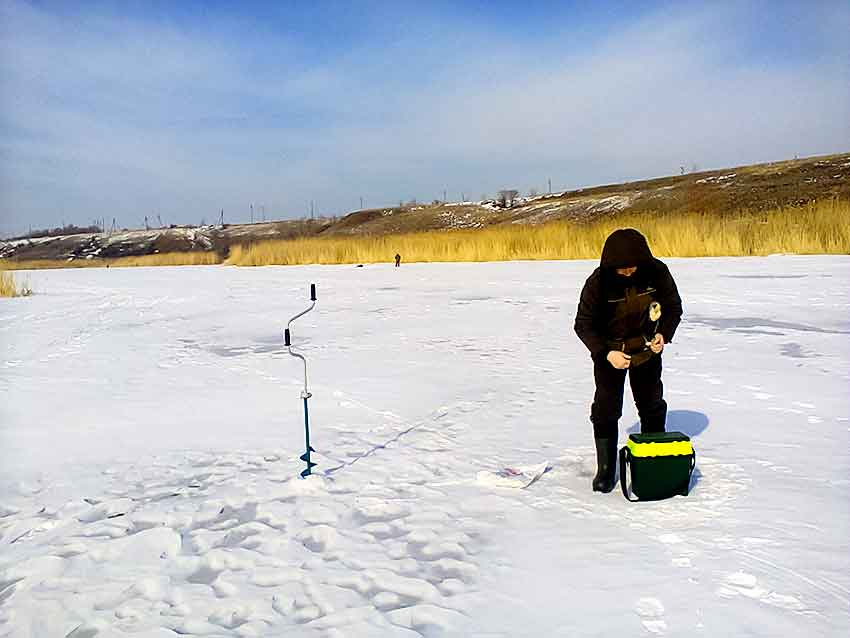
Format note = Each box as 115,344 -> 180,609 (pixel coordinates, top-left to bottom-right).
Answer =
285,283 -> 318,477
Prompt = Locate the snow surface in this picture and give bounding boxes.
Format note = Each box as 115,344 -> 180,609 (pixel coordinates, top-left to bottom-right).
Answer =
1,256 -> 849,637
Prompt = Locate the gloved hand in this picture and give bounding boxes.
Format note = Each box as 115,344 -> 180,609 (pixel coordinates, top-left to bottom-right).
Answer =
607,351 -> 632,369
649,333 -> 665,354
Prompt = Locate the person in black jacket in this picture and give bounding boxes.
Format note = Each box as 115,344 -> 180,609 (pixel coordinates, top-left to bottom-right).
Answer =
574,228 -> 683,493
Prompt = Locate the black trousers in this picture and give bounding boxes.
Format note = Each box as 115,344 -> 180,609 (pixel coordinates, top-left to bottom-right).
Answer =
590,353 -> 667,439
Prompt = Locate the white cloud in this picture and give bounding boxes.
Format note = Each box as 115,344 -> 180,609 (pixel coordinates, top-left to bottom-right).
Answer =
1,1 -> 847,235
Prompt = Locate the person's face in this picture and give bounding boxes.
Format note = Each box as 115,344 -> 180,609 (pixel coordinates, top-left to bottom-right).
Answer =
615,266 -> 637,277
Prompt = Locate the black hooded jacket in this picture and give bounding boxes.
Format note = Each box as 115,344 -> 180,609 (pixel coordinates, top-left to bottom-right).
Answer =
574,229 -> 682,362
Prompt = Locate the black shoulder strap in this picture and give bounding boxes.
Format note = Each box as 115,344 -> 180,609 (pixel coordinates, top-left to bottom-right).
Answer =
619,446 -> 638,501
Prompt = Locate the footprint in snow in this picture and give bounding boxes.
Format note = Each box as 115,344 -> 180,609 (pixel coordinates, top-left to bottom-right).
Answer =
296,525 -> 339,553
657,533 -> 697,568
634,597 -> 667,634
716,571 -> 807,611
353,499 -> 410,524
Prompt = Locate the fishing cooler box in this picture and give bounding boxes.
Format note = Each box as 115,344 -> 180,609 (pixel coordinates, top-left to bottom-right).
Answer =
619,432 -> 696,501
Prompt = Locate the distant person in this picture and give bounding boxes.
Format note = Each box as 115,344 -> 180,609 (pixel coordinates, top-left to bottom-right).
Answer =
395,253 -> 401,267
574,229 -> 683,493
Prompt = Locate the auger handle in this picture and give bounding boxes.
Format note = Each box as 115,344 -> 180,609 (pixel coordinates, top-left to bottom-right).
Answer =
286,283 -> 318,341
286,282 -> 318,398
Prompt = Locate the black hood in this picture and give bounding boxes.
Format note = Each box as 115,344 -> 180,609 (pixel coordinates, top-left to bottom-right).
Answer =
600,229 -> 653,268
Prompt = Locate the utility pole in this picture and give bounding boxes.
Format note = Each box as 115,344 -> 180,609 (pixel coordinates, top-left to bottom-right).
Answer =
250,203 -> 254,224
360,196 -> 364,210
461,192 -> 465,202
548,178 -> 552,194
157,214 -> 163,228
219,209 -> 224,226
443,189 -> 447,203
145,215 -> 149,230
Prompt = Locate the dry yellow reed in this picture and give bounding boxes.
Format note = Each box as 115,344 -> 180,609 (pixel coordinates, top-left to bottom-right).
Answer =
0,270 -> 32,297
226,199 -> 850,266
0,251 -> 221,270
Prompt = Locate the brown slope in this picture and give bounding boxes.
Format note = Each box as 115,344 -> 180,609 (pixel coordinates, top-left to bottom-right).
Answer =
2,152 -> 848,263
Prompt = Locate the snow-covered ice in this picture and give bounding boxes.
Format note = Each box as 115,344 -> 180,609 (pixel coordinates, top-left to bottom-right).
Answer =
1,256 -> 848,637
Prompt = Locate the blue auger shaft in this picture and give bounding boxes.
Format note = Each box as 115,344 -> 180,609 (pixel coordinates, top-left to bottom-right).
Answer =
300,396 -> 317,477
304,397 -> 310,457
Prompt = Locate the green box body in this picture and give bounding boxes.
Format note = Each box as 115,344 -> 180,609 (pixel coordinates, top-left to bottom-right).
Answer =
620,432 -> 695,501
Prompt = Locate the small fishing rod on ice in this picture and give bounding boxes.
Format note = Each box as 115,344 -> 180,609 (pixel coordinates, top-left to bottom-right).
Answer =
285,283 -> 318,477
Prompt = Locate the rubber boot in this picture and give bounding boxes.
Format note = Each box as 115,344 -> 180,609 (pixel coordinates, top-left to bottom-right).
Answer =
592,438 -> 617,493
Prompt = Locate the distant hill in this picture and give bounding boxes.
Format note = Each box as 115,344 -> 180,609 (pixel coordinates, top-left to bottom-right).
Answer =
2,152 -> 848,263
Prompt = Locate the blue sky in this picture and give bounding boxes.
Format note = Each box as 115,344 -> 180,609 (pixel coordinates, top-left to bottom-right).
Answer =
1,0 -> 848,236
